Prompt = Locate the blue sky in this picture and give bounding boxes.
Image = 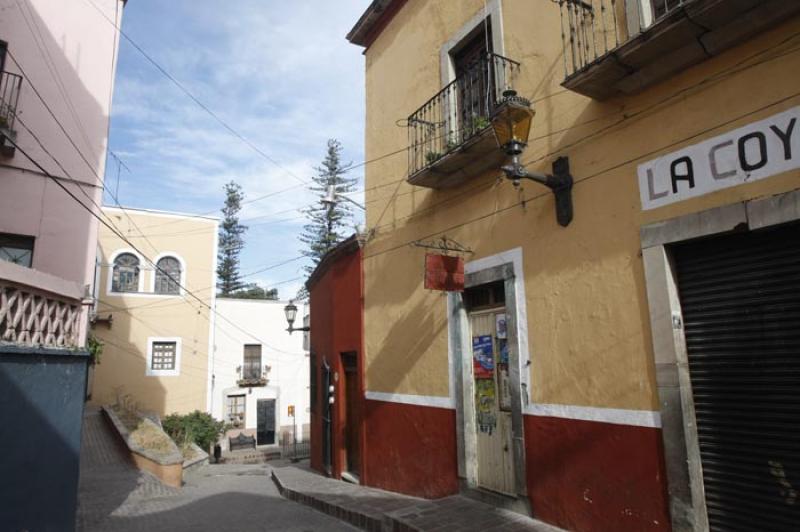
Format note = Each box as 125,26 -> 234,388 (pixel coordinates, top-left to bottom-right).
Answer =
105,0 -> 369,299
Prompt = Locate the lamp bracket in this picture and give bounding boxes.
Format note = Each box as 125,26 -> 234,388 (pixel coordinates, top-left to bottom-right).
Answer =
501,156 -> 573,227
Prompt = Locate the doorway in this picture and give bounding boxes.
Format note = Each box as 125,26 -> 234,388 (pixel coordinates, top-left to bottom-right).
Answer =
256,399 -> 275,446
322,358 -> 333,475
451,256 -> 530,515
672,222 -> 800,530
341,351 -> 361,481
470,305 -> 514,495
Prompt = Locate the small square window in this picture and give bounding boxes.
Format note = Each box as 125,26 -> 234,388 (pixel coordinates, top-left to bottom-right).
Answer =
0,233 -> 34,268
146,337 -> 181,376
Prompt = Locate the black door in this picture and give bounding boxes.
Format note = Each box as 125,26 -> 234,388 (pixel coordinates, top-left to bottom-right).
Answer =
322,359 -> 332,475
256,399 -> 275,445
673,222 -> 800,531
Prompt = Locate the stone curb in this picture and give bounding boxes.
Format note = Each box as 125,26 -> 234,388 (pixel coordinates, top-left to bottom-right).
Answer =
271,468 -> 409,532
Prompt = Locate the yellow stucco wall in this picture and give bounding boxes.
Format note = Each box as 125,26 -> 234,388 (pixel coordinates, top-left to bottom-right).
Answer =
361,0 -> 800,411
92,208 -> 217,415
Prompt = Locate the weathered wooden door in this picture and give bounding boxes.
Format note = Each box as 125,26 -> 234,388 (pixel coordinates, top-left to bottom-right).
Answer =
256,399 -> 275,445
470,308 -> 515,495
341,351 -> 360,477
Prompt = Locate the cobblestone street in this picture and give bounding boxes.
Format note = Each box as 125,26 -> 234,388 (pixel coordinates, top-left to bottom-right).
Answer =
77,408 -> 355,531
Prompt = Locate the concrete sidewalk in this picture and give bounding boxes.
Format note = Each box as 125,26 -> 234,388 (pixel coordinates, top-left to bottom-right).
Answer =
271,464 -> 562,532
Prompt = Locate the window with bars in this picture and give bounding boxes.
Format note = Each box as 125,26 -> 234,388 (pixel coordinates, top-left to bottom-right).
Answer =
227,394 -> 246,426
243,344 -> 262,380
112,252 -> 140,292
151,341 -> 177,370
154,256 -> 181,295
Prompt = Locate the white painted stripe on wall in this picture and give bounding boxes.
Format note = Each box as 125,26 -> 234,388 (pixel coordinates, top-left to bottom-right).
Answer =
525,403 -> 662,428
365,391 -> 455,409
364,391 -> 661,428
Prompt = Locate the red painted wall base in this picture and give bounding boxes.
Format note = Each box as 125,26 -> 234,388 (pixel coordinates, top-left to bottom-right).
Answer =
524,415 -> 671,532
363,399 -> 459,499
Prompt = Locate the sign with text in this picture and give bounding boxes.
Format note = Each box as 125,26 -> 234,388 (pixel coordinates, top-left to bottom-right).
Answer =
638,106 -> 799,210
424,254 -> 464,291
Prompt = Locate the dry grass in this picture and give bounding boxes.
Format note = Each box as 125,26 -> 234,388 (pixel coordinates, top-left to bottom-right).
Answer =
112,405 -> 177,458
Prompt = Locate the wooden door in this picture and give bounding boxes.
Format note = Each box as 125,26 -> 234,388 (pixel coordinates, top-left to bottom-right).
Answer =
256,399 -> 275,445
341,352 -> 360,477
471,308 -> 515,495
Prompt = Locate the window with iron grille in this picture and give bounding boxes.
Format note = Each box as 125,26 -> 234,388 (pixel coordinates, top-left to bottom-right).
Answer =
243,344 -> 262,380
154,256 -> 181,295
0,233 -> 34,267
227,394 -> 246,425
151,341 -> 176,370
112,252 -> 140,292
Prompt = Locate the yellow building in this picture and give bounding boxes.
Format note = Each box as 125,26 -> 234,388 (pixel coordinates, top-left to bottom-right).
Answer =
347,1 -> 800,531
91,206 -> 218,416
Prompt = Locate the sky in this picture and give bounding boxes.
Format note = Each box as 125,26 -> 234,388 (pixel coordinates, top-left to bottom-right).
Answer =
105,0 -> 370,300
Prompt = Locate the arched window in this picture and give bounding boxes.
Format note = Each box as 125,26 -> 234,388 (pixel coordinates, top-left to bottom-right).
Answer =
154,256 -> 181,295
112,252 -> 140,292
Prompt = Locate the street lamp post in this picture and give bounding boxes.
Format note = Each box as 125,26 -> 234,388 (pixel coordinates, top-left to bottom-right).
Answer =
491,89 -> 574,227
284,301 -> 310,335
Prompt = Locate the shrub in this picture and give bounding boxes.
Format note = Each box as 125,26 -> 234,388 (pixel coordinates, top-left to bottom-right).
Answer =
162,410 -> 225,452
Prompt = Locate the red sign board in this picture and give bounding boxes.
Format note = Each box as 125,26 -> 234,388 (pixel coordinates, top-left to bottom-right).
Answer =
424,254 -> 464,291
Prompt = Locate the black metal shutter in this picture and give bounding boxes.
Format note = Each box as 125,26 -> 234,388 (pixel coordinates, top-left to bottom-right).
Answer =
673,222 -> 800,531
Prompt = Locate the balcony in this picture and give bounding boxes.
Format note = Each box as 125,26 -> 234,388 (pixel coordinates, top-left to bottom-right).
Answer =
0,70 -> 22,157
0,261 -> 85,349
407,53 -> 520,189
237,362 -> 269,387
557,0 -> 800,100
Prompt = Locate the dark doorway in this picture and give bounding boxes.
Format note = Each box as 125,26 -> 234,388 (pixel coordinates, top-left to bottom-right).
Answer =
322,358 -> 332,475
341,351 -> 361,479
673,221 -> 800,530
256,399 -> 275,445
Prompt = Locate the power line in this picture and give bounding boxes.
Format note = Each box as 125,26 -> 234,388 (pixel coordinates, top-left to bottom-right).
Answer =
364,91 -> 800,261
5,134 -> 304,357
82,0 -> 308,186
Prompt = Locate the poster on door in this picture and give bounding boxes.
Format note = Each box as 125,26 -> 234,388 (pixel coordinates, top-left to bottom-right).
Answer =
495,313 -> 507,339
475,379 -> 497,434
473,335 -> 494,379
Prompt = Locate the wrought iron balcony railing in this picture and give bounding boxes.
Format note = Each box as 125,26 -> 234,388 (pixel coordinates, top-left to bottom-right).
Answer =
407,53 -> 520,184
556,0 -> 800,100
0,70 -> 22,133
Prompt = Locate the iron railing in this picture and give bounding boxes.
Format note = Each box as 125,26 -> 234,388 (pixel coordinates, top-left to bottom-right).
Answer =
407,52 -> 520,177
281,436 -> 310,461
555,0 -> 687,78
0,71 -> 22,132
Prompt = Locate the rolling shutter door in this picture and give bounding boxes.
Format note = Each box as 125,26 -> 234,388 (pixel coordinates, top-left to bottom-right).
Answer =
673,222 -> 800,531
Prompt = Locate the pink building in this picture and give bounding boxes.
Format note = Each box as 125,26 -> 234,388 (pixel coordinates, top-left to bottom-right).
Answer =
0,0 -> 125,346
0,2 -> 126,530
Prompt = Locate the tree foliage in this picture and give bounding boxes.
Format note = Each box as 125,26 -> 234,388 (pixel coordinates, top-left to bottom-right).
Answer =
226,282 -> 279,300
299,139 -> 357,274
162,410 -> 225,452
217,181 -> 247,295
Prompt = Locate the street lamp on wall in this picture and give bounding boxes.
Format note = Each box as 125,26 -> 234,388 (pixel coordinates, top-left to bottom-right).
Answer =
284,301 -> 310,335
491,90 -> 574,227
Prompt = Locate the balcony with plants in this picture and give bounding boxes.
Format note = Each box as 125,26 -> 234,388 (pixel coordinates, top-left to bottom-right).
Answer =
555,0 -> 800,100
407,52 -> 520,189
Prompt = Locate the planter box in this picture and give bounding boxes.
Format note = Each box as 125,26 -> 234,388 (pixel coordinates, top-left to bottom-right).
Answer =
102,405 -> 184,488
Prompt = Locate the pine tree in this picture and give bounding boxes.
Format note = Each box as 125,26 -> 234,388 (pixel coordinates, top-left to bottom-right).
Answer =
217,181 -> 247,295
299,139 -> 358,274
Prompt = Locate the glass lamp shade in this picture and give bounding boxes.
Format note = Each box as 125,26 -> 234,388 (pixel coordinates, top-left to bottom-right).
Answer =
491,90 -> 534,152
284,302 -> 298,327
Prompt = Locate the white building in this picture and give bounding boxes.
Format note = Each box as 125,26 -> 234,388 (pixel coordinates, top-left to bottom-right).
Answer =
211,298 -> 309,449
